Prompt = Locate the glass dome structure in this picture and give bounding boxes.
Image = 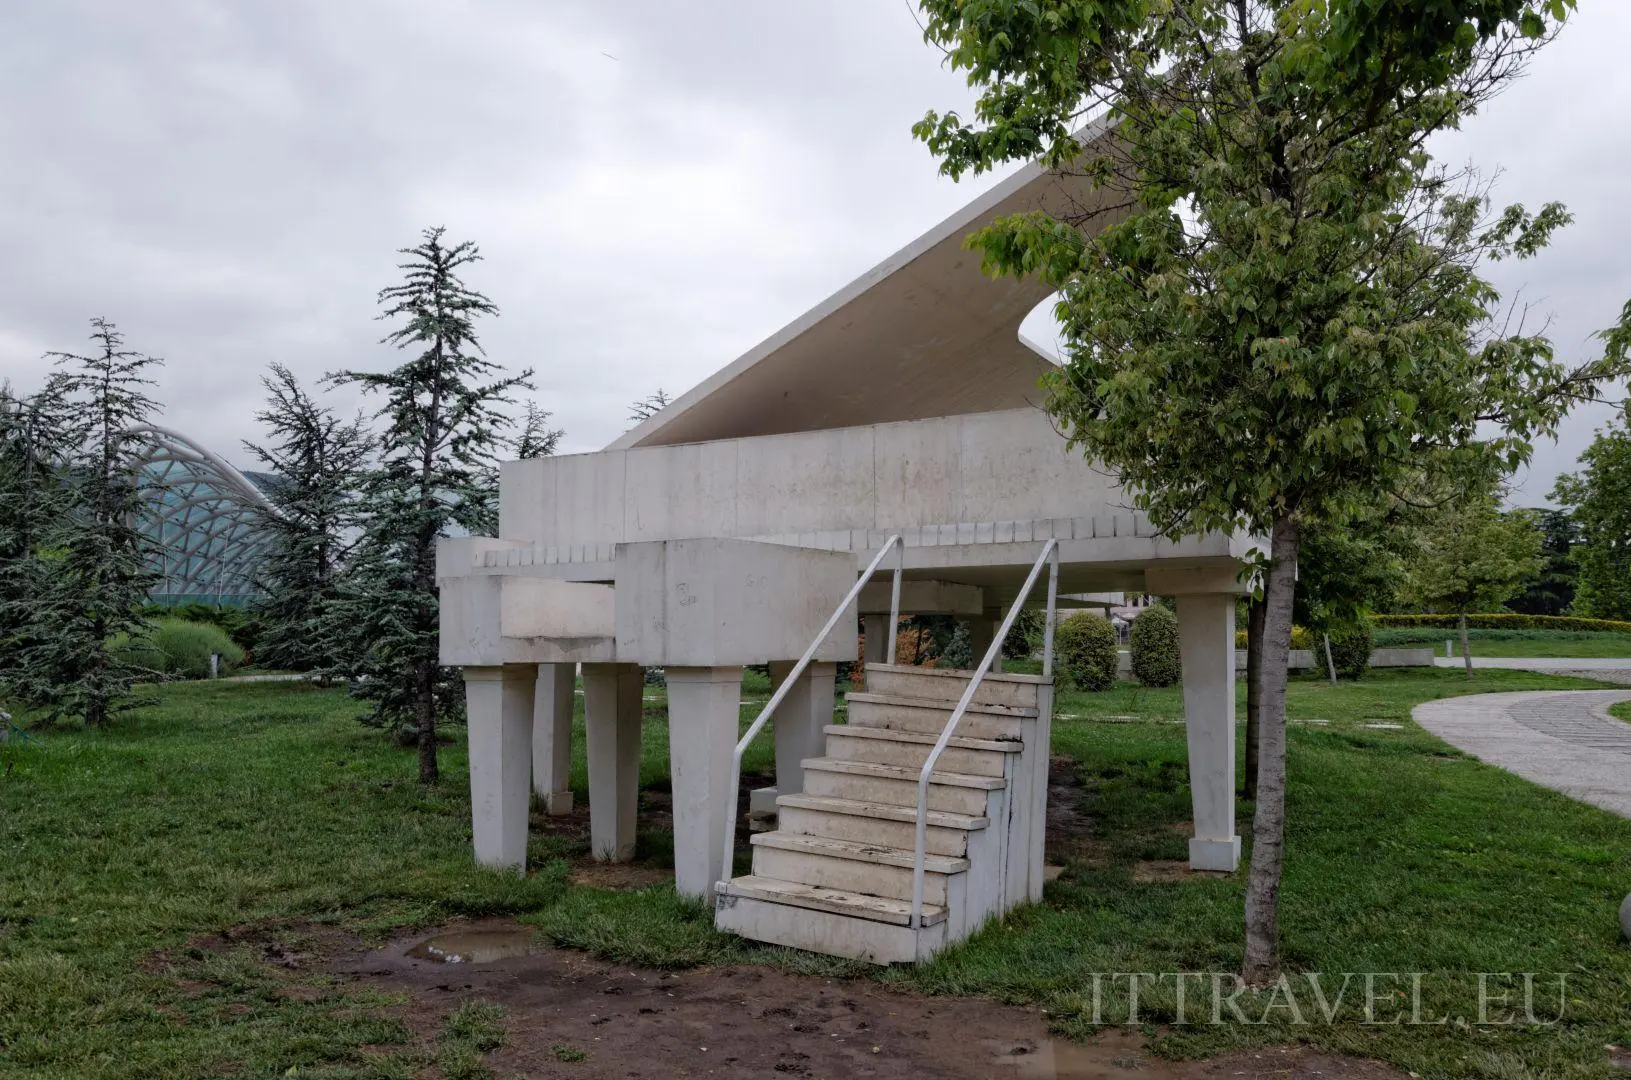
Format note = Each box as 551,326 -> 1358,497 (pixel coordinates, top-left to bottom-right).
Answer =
127,424 -> 280,607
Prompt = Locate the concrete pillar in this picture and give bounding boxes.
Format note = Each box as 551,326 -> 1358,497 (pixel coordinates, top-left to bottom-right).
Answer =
969,609 -> 1004,672
863,614 -> 893,665
582,663 -> 644,863
464,664 -> 535,872
750,660 -> 839,814
532,662 -> 576,815
1176,593 -> 1240,871
666,665 -> 744,901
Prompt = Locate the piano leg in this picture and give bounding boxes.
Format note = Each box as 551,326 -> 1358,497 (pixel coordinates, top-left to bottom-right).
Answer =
532,662 -> 576,815
665,665 -> 746,901
463,664 -> 536,872
583,663 -> 645,863
752,660 -> 837,815
863,614 -> 893,665
1176,593 -> 1241,873
968,611 -> 1004,673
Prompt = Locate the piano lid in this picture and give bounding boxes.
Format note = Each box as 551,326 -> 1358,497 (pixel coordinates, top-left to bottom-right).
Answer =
605,117 -> 1125,452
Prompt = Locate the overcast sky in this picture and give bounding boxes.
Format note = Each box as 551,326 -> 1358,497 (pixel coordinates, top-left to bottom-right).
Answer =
2,1 -> 1626,506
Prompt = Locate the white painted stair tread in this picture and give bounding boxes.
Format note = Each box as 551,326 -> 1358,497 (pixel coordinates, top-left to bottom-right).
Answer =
750,831 -> 971,874
822,723 -> 1021,752
800,756 -> 1008,789
717,875 -> 948,927
775,792 -> 988,830
846,690 -> 1038,718
865,663 -> 1051,686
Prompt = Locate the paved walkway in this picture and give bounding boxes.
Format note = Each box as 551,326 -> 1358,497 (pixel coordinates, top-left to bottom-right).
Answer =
1414,690 -> 1631,818
1432,656 -> 1631,684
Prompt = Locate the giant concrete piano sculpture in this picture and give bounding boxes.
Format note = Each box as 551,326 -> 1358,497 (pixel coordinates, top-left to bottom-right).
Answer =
439,122 -> 1258,963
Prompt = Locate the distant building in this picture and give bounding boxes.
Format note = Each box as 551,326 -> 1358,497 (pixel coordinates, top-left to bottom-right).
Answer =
128,425 -> 279,607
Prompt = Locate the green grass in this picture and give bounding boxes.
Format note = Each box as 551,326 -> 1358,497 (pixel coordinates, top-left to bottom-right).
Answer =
1374,627 -> 1631,658
1611,701 -> 1631,725
3,669 -> 1630,1078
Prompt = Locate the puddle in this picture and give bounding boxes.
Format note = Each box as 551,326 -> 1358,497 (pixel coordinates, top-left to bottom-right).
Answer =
989,1035 -> 1153,1078
404,930 -> 537,964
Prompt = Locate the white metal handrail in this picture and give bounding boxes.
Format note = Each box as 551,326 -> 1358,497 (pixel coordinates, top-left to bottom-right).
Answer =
909,539 -> 1060,932
719,534 -> 905,888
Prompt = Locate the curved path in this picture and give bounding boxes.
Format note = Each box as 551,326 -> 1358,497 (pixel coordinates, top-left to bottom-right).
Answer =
1415,690 -> 1631,819
1432,656 -> 1631,685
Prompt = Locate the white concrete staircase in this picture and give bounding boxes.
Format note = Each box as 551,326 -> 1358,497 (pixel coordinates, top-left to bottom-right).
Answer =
714,662 -> 1053,963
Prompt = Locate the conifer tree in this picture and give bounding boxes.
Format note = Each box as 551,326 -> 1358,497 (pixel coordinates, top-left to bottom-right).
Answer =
0,381 -> 75,696
329,228 -> 532,783
627,389 -> 671,424
243,363 -> 374,673
515,401 -> 563,459
7,320 -> 163,725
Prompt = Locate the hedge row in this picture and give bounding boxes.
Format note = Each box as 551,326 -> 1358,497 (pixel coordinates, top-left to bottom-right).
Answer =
1374,613 -> 1631,634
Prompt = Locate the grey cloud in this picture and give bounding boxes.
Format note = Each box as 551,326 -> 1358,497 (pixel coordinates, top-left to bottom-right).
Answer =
0,0 -> 1624,505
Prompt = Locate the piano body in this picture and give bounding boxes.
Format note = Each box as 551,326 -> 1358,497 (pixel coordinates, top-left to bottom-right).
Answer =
438,119 -> 1258,961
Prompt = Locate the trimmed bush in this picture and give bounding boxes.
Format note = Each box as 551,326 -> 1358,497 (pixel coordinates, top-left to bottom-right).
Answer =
1235,624 -> 1315,650
1375,612 -> 1631,633
1002,609 -> 1045,660
1055,612 -> 1119,691
113,618 -> 245,680
1315,622 -> 1374,680
1129,606 -> 1181,687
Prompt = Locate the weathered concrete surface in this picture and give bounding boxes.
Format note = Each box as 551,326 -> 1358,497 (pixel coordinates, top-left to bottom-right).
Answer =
1175,593 -> 1239,871
1414,690 -> 1631,819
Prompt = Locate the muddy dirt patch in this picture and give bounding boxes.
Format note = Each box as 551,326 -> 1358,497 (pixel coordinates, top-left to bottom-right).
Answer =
328,919 -> 1409,1079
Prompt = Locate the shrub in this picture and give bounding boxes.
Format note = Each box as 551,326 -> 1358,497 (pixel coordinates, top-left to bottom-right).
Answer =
1055,613 -> 1119,691
1235,624 -> 1314,649
1315,621 -> 1374,680
1375,612 -> 1631,633
1128,606 -> 1181,686
1002,609 -> 1045,660
113,618 -> 245,680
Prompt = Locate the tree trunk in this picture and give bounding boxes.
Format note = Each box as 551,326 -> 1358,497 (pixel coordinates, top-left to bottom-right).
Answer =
1458,613 -> 1473,679
416,658 -> 439,785
1243,513 -> 1299,985
1243,594 -> 1265,800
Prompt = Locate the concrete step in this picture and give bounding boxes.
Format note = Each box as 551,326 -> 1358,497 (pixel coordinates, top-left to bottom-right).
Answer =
749,832 -> 965,905
714,883 -> 947,964
800,757 -> 1005,816
774,793 -> 981,857
716,873 -> 948,926
864,663 -> 1046,709
844,691 -> 1031,740
823,723 -> 1018,778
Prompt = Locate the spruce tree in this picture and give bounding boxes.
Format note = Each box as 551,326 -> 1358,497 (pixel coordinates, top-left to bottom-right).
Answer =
627,389 -> 671,423
8,320 -> 163,725
515,401 -> 563,459
0,381 -> 75,697
243,363 -> 374,673
329,228 -> 532,784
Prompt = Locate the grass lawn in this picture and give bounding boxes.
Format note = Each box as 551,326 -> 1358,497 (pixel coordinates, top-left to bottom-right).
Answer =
1374,627 -> 1631,659
3,668 -> 1630,1078
1612,700 -> 1630,725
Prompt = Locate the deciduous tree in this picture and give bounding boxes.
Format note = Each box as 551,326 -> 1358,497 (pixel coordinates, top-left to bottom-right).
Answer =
1553,407 -> 1631,621
1405,497 -> 1545,674
914,0 -> 1625,980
